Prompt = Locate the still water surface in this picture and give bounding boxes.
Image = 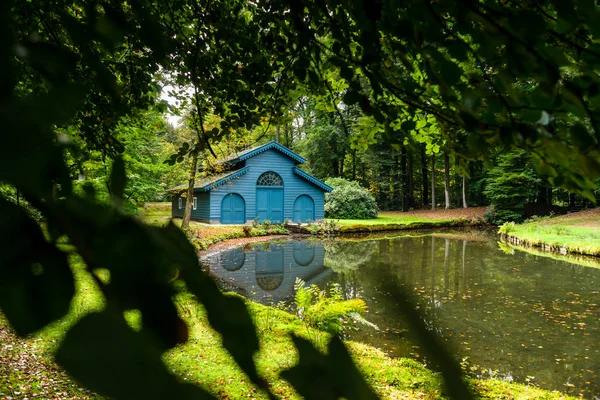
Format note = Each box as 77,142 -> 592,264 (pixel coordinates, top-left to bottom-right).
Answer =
202,232 -> 600,397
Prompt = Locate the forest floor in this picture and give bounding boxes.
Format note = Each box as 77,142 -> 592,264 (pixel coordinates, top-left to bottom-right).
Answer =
0,257 -> 577,400
501,208 -> 600,257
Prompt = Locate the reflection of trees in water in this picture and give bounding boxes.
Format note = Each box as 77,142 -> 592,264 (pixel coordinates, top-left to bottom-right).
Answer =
322,235 -> 600,395
324,241 -> 377,272
324,240 -> 377,300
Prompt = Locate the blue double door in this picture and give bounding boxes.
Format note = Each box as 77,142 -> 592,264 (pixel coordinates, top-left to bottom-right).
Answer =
256,188 -> 283,223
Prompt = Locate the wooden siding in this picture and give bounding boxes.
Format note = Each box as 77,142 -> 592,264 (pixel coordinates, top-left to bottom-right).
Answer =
171,191 -> 210,221
208,148 -> 325,223
203,241 -> 329,304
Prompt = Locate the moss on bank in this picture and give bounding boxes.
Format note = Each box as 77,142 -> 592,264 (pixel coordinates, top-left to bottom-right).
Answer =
0,257 -> 576,399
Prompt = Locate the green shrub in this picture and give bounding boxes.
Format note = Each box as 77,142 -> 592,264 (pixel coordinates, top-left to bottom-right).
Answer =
324,177 -> 378,219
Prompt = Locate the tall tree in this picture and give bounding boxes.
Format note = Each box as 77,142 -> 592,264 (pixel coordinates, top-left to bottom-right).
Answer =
444,153 -> 451,209
421,144 -> 429,207
431,154 -> 436,210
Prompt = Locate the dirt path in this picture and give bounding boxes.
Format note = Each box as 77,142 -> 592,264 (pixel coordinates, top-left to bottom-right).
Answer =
545,207 -> 600,227
198,234 -> 291,257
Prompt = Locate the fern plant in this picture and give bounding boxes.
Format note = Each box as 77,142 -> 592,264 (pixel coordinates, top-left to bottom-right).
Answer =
293,278 -> 375,335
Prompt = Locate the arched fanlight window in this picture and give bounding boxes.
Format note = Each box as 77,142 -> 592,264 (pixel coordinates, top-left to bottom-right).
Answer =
256,171 -> 283,186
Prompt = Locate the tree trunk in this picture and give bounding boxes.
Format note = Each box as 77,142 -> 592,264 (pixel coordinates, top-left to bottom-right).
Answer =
408,150 -> 414,209
352,149 -> 357,180
568,192 -> 576,211
462,176 -> 468,208
444,153 -> 450,209
421,144 -> 428,207
401,146 -> 409,211
181,148 -> 200,229
275,124 -> 280,143
284,123 -> 290,147
444,239 -> 450,294
431,154 -> 436,210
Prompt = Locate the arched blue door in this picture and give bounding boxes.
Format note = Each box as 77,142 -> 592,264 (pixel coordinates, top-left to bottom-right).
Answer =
293,242 -> 315,266
221,193 -> 245,224
256,172 -> 284,223
293,195 -> 315,222
255,244 -> 284,291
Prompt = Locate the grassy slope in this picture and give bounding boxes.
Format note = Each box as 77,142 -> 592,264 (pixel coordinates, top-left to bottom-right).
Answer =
1,257 -> 575,400
503,208 -> 600,257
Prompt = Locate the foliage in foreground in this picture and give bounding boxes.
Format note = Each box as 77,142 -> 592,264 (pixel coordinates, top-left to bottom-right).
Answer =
0,259 -> 577,400
325,177 -> 379,219
3,0 -> 600,399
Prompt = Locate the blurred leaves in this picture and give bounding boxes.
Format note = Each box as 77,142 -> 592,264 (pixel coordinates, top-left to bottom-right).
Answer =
0,199 -> 74,336
2,0 -> 600,399
56,311 -> 215,400
282,335 -> 378,400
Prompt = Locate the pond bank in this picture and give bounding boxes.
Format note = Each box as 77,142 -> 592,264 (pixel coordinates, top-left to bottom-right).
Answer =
499,208 -> 600,258
328,207 -> 488,234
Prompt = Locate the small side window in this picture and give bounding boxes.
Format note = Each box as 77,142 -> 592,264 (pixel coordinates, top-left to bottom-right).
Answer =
178,197 -> 183,209
193,197 -> 197,210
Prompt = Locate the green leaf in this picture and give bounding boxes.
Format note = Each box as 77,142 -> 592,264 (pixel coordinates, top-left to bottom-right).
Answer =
343,89 -> 361,106
445,40 -> 468,62
381,282 -> 475,400
139,287 -> 189,351
570,123 -> 596,149
340,66 -> 354,81
327,336 -> 379,400
281,336 -> 339,399
401,120 -> 416,131
56,311 -> 215,400
281,335 -> 377,400
0,199 -> 74,336
293,60 -> 307,81
156,223 -> 269,393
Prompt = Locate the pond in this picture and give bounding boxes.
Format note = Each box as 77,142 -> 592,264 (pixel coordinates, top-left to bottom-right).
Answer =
201,232 -> 600,398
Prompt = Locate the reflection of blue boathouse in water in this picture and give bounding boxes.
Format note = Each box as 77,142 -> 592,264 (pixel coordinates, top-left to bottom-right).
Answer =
204,241 -> 331,304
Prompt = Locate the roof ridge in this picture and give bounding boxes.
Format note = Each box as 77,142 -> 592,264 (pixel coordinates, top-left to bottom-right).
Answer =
207,141 -> 305,168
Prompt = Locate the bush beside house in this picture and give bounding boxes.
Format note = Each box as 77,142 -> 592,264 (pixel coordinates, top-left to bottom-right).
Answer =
324,178 -> 378,219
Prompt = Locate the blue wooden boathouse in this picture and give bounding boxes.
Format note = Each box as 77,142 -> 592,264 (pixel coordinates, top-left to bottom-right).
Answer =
171,141 -> 333,224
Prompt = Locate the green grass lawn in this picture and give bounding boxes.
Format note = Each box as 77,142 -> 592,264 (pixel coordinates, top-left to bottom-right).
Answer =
501,208 -> 600,257
329,214 -> 471,233
0,256 -> 577,399
331,214 -> 437,226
